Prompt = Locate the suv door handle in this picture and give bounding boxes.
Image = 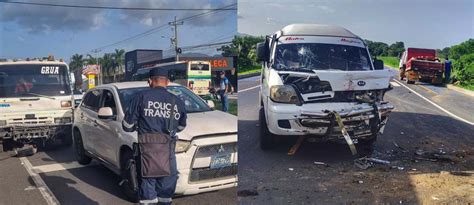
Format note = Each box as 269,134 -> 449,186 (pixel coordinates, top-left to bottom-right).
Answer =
92,119 -> 98,127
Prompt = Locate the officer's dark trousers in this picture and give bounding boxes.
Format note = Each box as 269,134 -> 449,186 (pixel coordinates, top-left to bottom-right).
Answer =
139,151 -> 178,205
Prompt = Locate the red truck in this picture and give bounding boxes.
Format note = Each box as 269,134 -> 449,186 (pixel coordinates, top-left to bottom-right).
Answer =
399,48 -> 444,84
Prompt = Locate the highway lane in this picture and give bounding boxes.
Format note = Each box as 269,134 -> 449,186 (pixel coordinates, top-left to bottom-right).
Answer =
0,145 -> 236,205
237,71 -> 474,204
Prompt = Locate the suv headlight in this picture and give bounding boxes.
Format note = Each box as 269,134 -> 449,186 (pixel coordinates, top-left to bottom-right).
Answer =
175,140 -> 191,153
270,85 -> 299,104
54,117 -> 72,124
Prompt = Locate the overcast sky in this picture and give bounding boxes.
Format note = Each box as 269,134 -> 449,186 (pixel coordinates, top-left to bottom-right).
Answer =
0,0 -> 236,61
239,0 -> 473,49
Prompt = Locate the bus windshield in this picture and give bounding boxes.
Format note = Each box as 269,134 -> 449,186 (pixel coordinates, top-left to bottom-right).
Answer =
0,64 -> 71,98
190,63 -> 210,71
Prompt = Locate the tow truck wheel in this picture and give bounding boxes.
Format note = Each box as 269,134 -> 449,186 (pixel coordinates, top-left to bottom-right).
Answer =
259,107 -> 275,150
73,130 -> 92,165
120,149 -> 139,203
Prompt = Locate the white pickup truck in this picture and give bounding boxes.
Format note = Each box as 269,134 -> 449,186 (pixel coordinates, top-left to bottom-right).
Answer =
0,59 -> 74,154
256,24 -> 394,150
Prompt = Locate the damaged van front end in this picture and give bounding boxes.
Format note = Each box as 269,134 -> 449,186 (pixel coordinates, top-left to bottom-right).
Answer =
265,69 -> 394,143
257,24 -> 395,150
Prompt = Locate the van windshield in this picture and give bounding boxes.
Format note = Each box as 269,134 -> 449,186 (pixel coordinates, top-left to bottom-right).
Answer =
0,64 -> 71,98
274,43 -> 372,71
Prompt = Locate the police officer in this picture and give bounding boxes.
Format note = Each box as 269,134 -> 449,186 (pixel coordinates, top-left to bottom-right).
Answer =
122,68 -> 187,205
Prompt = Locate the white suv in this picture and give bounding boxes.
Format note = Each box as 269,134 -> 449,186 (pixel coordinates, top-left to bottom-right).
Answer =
72,81 -> 237,201
256,24 -> 394,149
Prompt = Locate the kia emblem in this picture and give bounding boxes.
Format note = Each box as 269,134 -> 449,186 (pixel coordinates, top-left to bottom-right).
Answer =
357,81 -> 366,86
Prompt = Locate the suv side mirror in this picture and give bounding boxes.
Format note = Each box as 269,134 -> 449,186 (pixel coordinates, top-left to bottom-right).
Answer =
98,107 -> 115,120
256,42 -> 269,62
206,100 -> 215,109
373,59 -> 384,70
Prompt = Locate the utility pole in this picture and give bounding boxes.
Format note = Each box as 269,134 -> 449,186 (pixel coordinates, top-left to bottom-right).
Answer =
169,16 -> 183,61
92,48 -> 102,85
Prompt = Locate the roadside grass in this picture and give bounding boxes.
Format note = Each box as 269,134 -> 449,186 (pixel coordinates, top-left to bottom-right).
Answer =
456,83 -> 474,91
379,56 -> 399,69
213,98 -> 237,116
238,65 -> 261,75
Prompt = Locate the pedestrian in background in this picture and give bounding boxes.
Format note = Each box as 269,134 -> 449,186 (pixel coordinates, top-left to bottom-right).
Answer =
444,57 -> 452,84
229,67 -> 237,94
122,68 -> 187,205
219,71 -> 230,112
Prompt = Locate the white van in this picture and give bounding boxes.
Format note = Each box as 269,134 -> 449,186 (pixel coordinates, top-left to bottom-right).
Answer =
256,24 -> 394,149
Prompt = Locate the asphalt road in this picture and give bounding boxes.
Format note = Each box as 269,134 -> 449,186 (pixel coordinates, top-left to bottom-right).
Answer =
0,145 -> 236,205
237,70 -> 474,204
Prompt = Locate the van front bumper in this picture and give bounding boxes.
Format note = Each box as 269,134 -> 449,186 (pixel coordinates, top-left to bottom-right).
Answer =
265,101 -> 394,139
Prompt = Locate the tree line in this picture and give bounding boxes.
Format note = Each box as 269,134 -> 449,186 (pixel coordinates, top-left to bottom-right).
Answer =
69,49 -> 125,87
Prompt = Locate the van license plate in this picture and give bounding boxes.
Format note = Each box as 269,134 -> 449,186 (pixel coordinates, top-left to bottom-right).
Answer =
210,154 -> 231,169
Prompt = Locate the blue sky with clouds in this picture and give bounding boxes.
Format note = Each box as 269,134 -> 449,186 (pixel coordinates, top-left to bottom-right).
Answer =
239,0 -> 473,49
0,0 -> 237,62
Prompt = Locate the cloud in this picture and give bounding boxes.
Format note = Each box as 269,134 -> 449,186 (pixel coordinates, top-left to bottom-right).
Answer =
117,0 -> 237,27
0,0 -> 236,33
0,1 -> 106,33
317,5 -> 335,13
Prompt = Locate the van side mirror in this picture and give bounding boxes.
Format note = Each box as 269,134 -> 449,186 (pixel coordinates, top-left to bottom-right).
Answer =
98,107 -> 115,120
256,42 -> 269,62
373,59 -> 384,70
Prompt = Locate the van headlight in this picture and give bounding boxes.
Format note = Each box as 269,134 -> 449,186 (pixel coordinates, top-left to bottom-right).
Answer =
270,85 -> 299,104
175,140 -> 191,153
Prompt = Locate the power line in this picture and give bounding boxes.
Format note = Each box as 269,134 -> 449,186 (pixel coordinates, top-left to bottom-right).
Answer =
0,0 -> 237,11
85,3 -> 236,54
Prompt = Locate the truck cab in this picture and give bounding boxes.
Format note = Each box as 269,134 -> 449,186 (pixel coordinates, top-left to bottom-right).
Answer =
0,59 -> 74,154
399,48 -> 444,84
256,24 -> 394,150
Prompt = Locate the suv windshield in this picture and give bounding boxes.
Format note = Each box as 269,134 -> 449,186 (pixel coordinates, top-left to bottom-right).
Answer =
274,43 -> 372,71
119,86 -> 211,113
0,64 -> 71,98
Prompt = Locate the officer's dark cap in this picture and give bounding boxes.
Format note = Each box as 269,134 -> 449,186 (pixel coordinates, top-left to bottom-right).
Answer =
149,68 -> 168,78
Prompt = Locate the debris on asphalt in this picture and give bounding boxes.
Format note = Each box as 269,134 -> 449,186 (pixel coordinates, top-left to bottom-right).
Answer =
392,141 -> 408,152
354,157 -> 391,170
237,189 -> 259,197
313,161 -> 328,167
400,131 -> 405,135
391,166 -> 405,170
288,168 -> 294,171
414,149 -> 459,163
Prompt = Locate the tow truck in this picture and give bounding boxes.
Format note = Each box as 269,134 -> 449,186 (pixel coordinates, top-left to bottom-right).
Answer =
0,57 -> 74,155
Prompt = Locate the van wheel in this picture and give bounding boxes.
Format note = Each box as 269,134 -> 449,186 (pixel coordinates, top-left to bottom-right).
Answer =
120,149 -> 139,203
259,107 -> 275,150
73,130 -> 92,165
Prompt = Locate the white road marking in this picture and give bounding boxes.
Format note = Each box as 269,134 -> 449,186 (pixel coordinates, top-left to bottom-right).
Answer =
238,85 -> 259,93
394,79 -> 474,126
33,161 -> 98,174
390,81 -> 401,87
19,157 -> 59,205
